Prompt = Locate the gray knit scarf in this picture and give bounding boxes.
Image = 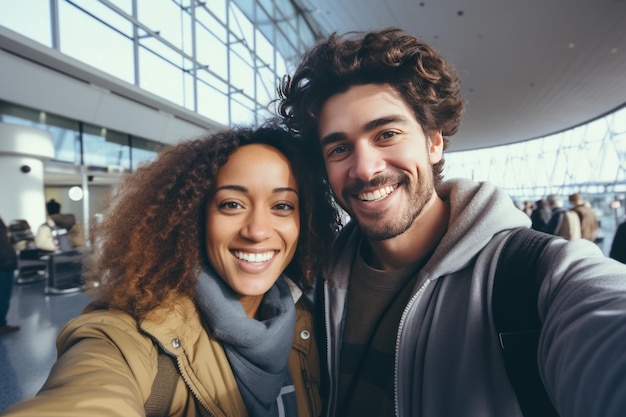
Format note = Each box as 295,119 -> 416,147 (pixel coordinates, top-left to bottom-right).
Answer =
195,266 -> 298,417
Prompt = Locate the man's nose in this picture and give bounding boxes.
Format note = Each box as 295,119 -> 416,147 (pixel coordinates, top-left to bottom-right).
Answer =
349,145 -> 385,181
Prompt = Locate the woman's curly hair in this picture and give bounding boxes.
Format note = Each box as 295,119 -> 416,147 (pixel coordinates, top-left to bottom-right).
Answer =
83,124 -> 341,320
277,27 -> 465,186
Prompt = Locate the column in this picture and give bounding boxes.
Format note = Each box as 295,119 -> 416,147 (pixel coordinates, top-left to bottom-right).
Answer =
0,123 -> 54,232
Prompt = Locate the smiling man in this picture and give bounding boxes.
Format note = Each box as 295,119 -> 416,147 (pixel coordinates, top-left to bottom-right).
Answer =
278,28 -> 626,417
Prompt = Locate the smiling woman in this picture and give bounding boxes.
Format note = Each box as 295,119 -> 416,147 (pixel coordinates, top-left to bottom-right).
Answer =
1,124 -> 341,417
205,143 -> 301,316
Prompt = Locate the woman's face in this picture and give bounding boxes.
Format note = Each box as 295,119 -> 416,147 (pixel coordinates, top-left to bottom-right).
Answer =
205,144 -> 300,313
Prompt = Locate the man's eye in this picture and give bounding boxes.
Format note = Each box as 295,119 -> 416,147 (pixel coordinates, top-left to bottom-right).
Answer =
328,145 -> 349,157
380,130 -> 398,140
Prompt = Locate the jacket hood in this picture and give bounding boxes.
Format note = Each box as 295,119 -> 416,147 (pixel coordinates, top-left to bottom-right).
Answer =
423,178 -> 531,277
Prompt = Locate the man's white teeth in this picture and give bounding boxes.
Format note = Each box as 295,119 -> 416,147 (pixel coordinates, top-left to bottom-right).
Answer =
234,251 -> 274,263
358,185 -> 395,202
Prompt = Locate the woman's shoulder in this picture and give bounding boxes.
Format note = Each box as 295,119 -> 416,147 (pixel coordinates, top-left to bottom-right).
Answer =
58,304 -> 147,348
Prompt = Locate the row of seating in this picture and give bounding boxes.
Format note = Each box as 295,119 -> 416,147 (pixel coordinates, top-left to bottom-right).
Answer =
8,219 -> 84,294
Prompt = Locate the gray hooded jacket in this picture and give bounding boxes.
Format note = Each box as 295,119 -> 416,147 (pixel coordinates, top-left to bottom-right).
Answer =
320,178 -> 626,417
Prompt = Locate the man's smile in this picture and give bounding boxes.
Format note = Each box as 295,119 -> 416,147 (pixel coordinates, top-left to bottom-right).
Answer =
357,185 -> 397,202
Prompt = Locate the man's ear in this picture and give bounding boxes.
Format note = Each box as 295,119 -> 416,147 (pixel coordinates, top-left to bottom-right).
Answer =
428,130 -> 444,164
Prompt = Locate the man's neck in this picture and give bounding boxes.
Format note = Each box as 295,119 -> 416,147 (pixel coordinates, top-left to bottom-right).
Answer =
363,195 -> 450,271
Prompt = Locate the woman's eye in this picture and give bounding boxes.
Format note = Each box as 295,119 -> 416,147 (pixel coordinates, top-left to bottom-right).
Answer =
273,202 -> 295,211
219,201 -> 242,210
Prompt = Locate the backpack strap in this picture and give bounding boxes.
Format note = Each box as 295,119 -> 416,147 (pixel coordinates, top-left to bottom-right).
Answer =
145,347 -> 179,417
492,227 -> 559,417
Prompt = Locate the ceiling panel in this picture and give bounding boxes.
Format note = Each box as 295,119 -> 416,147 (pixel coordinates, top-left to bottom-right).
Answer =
300,0 -> 626,151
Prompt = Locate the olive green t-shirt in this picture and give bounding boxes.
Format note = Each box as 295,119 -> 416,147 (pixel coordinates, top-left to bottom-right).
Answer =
337,242 -> 422,417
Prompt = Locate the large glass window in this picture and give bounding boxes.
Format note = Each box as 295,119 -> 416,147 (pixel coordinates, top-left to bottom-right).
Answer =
138,47 -> 187,107
131,136 -> 166,170
230,93 -> 256,125
1,0 -> 319,127
0,100 -> 165,173
445,107 -> 626,200
204,0 -> 228,22
0,0 -> 52,46
137,0 -> 186,49
445,106 -> 626,244
197,74 -> 229,125
195,21 -> 228,80
0,101 -> 80,164
230,49 -> 255,96
82,125 -> 130,169
58,1 -> 134,83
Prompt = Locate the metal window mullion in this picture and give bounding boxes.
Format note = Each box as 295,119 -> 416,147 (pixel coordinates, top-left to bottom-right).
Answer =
97,0 -> 229,88
255,0 -> 303,57
226,0 -> 232,126
128,134 -> 133,171
132,0 -> 140,86
252,0 -> 259,125
50,0 -> 60,49
190,0 -> 198,113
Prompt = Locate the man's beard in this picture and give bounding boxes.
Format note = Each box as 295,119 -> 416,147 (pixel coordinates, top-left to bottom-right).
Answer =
342,170 -> 435,241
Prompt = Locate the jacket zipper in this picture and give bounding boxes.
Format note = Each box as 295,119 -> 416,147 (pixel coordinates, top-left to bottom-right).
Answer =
301,368 -> 316,417
171,354 -> 217,417
393,279 -> 431,417
323,280 -> 337,417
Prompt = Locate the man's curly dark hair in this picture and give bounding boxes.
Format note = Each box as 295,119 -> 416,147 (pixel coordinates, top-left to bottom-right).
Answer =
277,27 -> 465,186
83,125 -> 341,320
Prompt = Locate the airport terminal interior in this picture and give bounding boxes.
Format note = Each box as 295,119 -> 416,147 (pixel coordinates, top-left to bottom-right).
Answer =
1,0 -> 626,412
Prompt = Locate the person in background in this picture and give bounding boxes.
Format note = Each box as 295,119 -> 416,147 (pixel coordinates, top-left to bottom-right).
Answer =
45,199 -> 61,216
38,199 -> 85,250
530,198 -> 551,232
609,219 -> 626,264
0,216 -> 19,335
1,125 -> 339,417
544,194 -> 581,240
522,200 -> 534,217
34,215 -> 60,252
568,193 -> 599,242
278,27 -> 626,417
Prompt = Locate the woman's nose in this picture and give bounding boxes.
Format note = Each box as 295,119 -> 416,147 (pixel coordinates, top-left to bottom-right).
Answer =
240,209 -> 272,242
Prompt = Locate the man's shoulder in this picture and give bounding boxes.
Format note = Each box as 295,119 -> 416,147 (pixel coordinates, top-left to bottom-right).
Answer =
563,210 -> 581,225
574,205 -> 595,216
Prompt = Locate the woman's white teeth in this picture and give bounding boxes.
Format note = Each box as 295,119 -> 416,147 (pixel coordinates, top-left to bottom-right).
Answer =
359,185 -> 395,202
234,251 -> 274,263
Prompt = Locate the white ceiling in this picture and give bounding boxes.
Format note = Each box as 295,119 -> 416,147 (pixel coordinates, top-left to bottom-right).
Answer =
300,0 -> 626,152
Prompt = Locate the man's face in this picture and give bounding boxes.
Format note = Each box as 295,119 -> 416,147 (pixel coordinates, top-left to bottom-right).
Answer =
318,83 -> 443,241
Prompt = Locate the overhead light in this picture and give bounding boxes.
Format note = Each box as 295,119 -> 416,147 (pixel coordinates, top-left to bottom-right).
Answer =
68,186 -> 83,201
568,43 -> 575,49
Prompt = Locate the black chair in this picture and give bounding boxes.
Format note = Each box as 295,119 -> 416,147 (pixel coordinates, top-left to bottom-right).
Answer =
9,219 -> 48,284
15,248 -> 49,284
8,219 -> 35,246
44,250 -> 84,295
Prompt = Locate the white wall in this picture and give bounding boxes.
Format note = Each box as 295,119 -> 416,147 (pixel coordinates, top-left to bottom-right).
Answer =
0,123 -> 54,230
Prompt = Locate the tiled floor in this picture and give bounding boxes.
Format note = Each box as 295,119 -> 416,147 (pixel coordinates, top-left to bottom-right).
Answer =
0,278 -> 92,412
